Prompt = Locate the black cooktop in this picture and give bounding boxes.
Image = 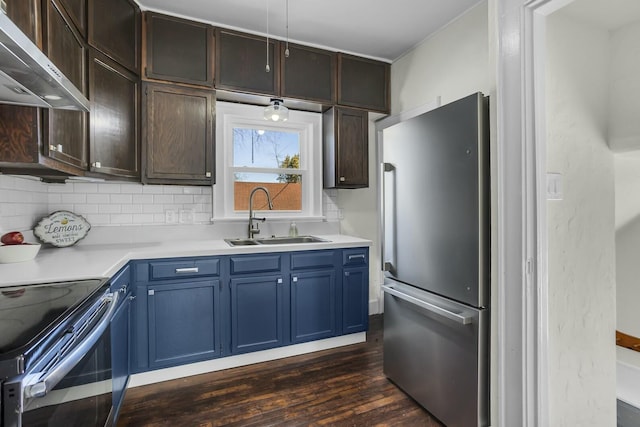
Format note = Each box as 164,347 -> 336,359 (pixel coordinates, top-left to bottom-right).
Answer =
0,279 -> 106,356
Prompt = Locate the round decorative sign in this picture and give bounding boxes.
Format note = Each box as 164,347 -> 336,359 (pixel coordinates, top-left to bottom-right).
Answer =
34,210 -> 91,247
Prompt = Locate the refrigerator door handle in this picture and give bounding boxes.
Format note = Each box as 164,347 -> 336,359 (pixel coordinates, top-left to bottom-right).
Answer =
381,162 -> 396,274
382,284 -> 473,325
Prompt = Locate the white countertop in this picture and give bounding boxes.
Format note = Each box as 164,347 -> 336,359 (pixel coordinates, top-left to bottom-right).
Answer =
0,234 -> 372,287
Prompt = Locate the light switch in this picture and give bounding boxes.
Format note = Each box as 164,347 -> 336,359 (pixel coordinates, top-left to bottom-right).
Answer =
547,173 -> 563,200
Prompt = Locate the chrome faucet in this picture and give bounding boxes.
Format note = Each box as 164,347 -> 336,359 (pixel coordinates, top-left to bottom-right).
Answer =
248,186 -> 274,239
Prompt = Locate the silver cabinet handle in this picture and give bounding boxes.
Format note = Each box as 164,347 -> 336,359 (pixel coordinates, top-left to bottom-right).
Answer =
92,161 -> 101,168
148,289 -> 155,296
348,254 -> 366,260
277,278 -> 283,284
24,291 -> 120,398
175,267 -> 199,274
292,277 -> 298,283
382,284 -> 473,325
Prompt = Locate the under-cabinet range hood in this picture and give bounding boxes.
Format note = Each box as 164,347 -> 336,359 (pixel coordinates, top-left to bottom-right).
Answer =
0,11 -> 89,111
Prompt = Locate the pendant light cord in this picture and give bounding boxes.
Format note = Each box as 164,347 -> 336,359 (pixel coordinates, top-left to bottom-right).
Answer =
285,0 -> 290,58
265,0 -> 270,72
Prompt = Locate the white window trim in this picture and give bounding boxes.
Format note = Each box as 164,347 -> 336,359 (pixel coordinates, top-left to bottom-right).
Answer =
214,101 -> 323,221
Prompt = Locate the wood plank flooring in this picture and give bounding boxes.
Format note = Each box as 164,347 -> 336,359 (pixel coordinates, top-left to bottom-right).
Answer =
117,315 -> 443,427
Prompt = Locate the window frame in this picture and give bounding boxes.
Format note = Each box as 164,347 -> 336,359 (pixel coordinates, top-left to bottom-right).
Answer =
214,101 -> 323,220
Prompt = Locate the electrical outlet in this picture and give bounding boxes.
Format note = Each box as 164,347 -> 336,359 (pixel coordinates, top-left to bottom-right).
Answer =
179,209 -> 194,224
165,210 -> 177,224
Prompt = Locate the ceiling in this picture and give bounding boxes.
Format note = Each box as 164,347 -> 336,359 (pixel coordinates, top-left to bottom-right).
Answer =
134,0 -> 483,62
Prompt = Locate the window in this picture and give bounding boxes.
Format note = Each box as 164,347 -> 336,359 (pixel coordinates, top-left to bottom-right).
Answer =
214,102 -> 323,220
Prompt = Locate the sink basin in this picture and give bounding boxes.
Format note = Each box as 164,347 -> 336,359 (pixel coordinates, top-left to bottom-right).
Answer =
225,236 -> 329,246
256,236 -> 329,245
224,238 -> 260,246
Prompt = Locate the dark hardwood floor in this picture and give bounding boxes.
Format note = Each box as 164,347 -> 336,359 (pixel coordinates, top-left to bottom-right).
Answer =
117,315 -> 443,426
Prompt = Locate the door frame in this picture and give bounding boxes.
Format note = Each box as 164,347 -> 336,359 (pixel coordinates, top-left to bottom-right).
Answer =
497,0 -> 575,425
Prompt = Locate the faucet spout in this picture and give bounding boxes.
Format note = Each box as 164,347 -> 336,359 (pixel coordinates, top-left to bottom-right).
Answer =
248,186 -> 274,239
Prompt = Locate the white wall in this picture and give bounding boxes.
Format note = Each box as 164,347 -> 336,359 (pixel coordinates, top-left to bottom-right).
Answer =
608,21 -> 640,152
545,11 -> 616,426
614,152 -> 640,369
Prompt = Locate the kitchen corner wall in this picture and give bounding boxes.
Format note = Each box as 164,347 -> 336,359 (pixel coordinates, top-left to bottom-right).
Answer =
0,174 -> 341,233
546,10 -> 616,426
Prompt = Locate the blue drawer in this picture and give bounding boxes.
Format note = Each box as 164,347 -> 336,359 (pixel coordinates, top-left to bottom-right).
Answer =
230,254 -> 282,275
291,250 -> 336,270
149,258 -> 220,280
342,248 -> 368,266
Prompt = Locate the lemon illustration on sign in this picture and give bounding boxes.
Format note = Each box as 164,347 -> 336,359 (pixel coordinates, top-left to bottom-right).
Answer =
61,218 -> 68,225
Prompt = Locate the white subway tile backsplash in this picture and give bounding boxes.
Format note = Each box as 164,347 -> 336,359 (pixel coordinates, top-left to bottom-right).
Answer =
1,177 -> 339,230
110,194 -> 133,204
98,184 -> 121,194
153,194 -> 174,204
132,194 -> 154,204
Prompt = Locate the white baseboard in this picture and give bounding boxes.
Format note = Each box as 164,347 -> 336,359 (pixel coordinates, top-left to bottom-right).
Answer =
369,298 -> 381,315
129,332 -> 366,388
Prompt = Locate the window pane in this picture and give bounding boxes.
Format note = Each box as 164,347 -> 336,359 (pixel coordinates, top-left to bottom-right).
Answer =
234,173 -> 302,211
233,128 -> 300,169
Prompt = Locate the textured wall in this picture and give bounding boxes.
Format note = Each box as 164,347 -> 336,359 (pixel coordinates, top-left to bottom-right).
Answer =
546,11 -> 617,426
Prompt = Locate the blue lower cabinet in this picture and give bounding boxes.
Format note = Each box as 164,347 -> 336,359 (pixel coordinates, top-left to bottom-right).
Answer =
148,279 -> 221,369
342,266 -> 369,334
291,270 -> 337,344
230,274 -> 286,354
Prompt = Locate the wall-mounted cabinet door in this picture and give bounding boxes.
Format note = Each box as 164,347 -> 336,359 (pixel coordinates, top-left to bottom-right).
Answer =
42,0 -> 88,170
337,53 -> 390,113
142,82 -> 215,185
4,0 -> 41,45
58,0 -> 86,38
88,0 -> 140,74
89,49 -> 140,178
143,12 -> 214,87
280,43 -> 336,104
323,107 -> 369,189
215,29 -> 280,96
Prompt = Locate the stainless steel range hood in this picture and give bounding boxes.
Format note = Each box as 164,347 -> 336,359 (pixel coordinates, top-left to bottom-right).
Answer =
0,11 -> 89,111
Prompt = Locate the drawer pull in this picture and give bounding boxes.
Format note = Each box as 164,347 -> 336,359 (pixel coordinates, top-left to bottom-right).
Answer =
175,267 -> 199,274
277,278 -> 283,284
292,277 -> 298,283
348,254 -> 366,261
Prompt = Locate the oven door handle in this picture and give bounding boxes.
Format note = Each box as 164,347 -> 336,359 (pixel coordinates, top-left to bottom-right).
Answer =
24,290 -> 120,399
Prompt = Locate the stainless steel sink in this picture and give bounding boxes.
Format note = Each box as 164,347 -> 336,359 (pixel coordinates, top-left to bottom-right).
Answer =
256,236 -> 329,245
224,235 -> 329,246
224,238 -> 260,246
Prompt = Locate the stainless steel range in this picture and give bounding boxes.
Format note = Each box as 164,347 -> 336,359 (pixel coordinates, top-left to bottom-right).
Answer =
0,278 -> 119,427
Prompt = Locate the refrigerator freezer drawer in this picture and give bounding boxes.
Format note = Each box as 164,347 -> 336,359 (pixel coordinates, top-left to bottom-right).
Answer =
383,281 -> 489,427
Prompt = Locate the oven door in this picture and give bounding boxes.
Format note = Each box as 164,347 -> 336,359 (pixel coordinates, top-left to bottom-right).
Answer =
4,290 -> 119,427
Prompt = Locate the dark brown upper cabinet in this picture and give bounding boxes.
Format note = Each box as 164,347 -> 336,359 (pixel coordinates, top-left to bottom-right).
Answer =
89,49 -> 140,178
215,28 -> 280,96
88,0 -> 140,74
142,82 -> 214,186
3,0 -> 41,45
58,0 -> 87,38
41,0 -> 88,170
323,107 -> 368,189
337,53 -> 390,114
143,12 -> 214,87
281,43 -> 336,104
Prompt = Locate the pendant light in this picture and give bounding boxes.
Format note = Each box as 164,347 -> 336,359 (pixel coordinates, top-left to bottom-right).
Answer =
265,0 -> 270,72
264,98 -> 289,122
284,0 -> 290,58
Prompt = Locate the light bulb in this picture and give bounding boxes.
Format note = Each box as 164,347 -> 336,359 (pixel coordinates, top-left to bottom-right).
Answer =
271,114 -> 279,121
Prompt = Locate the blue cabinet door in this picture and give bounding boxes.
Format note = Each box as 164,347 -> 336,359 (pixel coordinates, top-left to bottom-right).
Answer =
230,274 -> 286,354
342,266 -> 369,334
291,270 -> 337,344
148,279 -> 221,369
111,291 -> 130,422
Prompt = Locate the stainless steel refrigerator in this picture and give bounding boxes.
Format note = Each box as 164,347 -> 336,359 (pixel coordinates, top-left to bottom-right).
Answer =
380,92 -> 489,427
